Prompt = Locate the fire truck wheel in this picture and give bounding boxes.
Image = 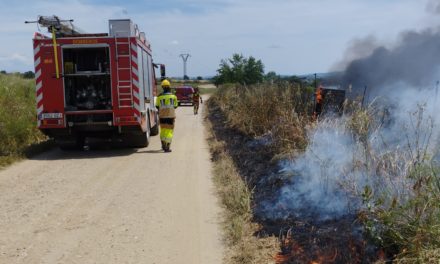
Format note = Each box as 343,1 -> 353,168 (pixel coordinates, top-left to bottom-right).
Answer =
150,115 -> 159,136
132,125 -> 150,148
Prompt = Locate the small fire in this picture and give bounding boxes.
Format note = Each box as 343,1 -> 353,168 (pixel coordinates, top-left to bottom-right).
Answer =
269,218 -> 383,264
309,248 -> 338,264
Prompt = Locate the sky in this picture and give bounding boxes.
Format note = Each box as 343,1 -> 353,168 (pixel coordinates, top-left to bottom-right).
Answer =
0,0 -> 439,77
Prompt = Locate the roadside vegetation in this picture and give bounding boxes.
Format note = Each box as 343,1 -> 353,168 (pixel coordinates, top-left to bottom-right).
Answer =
207,54 -> 440,263
351,105 -> 440,263
206,120 -> 278,263
0,73 -> 46,167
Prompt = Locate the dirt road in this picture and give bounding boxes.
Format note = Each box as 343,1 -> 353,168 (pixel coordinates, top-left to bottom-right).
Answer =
0,103 -> 223,264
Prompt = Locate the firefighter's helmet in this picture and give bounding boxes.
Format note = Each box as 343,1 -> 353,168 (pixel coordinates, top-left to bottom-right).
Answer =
161,79 -> 171,87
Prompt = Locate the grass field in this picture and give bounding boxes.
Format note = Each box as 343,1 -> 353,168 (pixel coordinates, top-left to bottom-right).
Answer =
0,73 -> 46,167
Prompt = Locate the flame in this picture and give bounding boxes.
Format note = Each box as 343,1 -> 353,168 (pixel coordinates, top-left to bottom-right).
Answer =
274,252 -> 290,263
310,248 -> 338,264
377,249 -> 386,261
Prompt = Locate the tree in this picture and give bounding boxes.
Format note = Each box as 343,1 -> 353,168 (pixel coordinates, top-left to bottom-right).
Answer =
265,71 -> 279,82
22,71 -> 35,79
196,76 -> 203,81
213,53 -> 264,85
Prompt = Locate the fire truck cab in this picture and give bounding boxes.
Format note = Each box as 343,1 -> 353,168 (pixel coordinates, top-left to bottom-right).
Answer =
31,17 -> 163,149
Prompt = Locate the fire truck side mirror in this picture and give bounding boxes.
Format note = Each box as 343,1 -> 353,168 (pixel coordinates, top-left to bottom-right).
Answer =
160,64 -> 166,80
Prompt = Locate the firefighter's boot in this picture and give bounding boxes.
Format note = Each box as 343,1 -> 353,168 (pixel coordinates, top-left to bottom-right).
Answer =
164,143 -> 172,153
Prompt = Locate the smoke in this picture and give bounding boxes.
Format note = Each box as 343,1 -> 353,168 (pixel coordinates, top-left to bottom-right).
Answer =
259,88 -> 439,221
342,28 -> 440,98
259,20 -> 440,222
427,0 -> 440,15
259,119 -> 364,221
332,35 -> 378,72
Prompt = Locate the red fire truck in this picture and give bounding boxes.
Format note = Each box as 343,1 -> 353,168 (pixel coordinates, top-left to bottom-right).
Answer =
29,16 -> 164,149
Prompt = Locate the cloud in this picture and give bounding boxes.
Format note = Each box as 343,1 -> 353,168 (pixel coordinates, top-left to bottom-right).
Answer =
0,0 -> 434,76
426,0 -> 440,14
0,53 -> 30,63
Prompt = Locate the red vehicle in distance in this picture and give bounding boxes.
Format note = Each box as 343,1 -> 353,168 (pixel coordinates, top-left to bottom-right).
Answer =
174,86 -> 195,106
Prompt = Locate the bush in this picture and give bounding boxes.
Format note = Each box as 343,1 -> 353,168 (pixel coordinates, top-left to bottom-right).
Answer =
0,74 -> 45,165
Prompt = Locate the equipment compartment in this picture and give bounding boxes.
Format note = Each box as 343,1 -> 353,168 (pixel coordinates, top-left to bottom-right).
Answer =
63,47 -> 112,111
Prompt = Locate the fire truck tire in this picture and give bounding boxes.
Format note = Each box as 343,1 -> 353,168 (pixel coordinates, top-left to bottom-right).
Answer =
150,115 -> 159,136
132,123 -> 150,148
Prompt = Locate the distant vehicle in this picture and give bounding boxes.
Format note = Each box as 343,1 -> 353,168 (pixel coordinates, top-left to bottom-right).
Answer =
174,86 -> 195,106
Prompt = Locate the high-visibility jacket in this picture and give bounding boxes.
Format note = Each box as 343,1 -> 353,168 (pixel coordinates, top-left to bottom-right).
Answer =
193,92 -> 201,104
155,92 -> 178,118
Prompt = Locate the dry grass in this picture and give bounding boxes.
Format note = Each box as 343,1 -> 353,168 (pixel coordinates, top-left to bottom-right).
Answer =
0,73 -> 47,167
205,107 -> 279,264
344,104 -> 440,262
211,83 -> 311,154
210,82 -> 440,262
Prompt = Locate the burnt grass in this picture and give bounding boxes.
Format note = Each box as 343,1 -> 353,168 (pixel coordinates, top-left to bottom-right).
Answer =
207,99 -> 383,264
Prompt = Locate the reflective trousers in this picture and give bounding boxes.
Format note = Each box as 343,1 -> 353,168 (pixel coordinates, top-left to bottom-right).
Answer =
159,118 -> 175,144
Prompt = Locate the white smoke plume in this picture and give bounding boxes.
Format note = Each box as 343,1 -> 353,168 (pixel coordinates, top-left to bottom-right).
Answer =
259,25 -> 440,222
260,87 -> 439,221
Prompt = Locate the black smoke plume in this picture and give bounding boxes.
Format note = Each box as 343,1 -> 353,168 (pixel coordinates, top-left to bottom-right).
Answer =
342,28 -> 440,97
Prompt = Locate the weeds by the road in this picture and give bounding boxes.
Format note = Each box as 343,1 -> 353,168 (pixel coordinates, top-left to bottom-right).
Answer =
212,83 -> 311,155
0,73 -> 46,167
350,104 -> 440,262
205,103 -> 278,264
208,82 -> 440,262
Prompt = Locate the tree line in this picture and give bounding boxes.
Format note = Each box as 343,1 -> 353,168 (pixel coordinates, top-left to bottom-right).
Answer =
212,53 -> 318,87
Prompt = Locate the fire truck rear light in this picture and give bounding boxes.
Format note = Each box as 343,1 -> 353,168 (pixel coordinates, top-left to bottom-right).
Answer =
42,119 -> 61,125
116,116 -> 137,122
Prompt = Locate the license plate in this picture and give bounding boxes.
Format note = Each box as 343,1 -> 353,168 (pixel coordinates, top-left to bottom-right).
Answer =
41,113 -> 63,119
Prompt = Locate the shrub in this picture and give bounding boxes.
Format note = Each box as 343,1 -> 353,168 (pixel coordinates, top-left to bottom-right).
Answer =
0,74 -> 45,165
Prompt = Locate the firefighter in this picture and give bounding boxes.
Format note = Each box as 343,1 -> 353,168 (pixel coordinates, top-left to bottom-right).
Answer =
156,79 -> 178,152
313,85 -> 323,120
192,87 -> 203,115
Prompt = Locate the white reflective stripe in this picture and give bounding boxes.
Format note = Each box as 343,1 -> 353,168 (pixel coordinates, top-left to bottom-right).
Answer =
34,57 -> 41,68
35,81 -> 42,92
132,67 -> 138,77
133,91 -> 140,99
134,102 -> 140,111
131,54 -> 138,66
160,104 -> 174,109
37,120 -> 41,127
132,78 -> 139,88
37,105 -> 43,115
131,43 -> 137,53
36,93 -> 43,103
35,69 -> 41,80
33,45 -> 40,55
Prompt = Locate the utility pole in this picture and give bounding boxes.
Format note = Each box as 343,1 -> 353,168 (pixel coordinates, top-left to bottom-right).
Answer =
179,53 -> 190,80
314,73 -> 317,89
